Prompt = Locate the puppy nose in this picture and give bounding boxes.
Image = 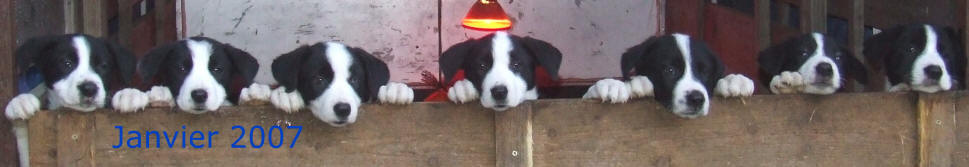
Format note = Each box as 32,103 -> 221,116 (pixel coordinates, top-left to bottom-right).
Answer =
491,86 -> 508,101
190,90 -> 208,103
333,103 -> 351,118
924,65 -> 943,80
77,82 -> 98,97
685,90 -> 705,107
816,63 -> 834,77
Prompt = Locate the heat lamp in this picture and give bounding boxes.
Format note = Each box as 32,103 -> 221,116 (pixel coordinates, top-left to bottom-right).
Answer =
462,0 -> 512,30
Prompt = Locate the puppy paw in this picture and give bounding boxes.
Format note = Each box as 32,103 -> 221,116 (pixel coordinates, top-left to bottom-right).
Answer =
888,84 -> 911,92
447,79 -> 479,103
379,82 -> 414,105
112,88 -> 149,113
147,86 -> 174,107
270,87 -> 304,113
5,94 -> 40,120
769,71 -> 805,94
628,76 -> 654,97
582,79 -> 630,103
239,83 -> 272,105
716,74 -> 755,97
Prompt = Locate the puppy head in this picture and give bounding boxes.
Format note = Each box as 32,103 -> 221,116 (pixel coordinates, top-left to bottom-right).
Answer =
16,34 -> 136,111
440,31 -> 562,111
273,42 -> 389,127
140,37 -> 258,113
622,34 -> 722,118
758,33 -> 868,94
865,24 -> 966,92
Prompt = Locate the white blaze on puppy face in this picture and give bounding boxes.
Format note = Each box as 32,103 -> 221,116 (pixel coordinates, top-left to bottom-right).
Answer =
309,42 -> 361,127
799,33 -> 841,94
50,37 -> 106,111
480,32 -> 533,111
177,40 -> 227,113
670,34 -> 709,118
910,25 -> 951,93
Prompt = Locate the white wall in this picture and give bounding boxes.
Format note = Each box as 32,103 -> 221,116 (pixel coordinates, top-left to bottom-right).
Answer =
179,0 -> 661,85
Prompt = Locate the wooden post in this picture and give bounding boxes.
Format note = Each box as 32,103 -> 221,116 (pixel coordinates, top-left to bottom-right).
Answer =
0,0 -> 18,165
64,0 -> 79,33
917,93 -> 956,167
81,0 -> 106,36
495,103 -> 533,167
800,0 -> 826,33
755,0 -> 770,50
847,0 -> 865,91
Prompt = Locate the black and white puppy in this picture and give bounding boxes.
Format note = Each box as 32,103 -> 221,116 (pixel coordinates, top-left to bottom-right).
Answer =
270,42 -> 413,127
138,37 -> 270,114
4,34 -> 145,167
440,31 -> 562,111
758,33 -> 868,94
5,34 -> 145,119
864,24 -> 965,93
584,33 -> 754,118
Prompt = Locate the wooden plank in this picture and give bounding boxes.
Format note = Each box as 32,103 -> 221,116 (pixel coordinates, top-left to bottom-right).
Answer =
0,0 -> 16,165
55,112 -> 96,166
754,0 -> 770,50
951,92 -> 969,165
64,0 -> 78,33
917,93 -> 956,167
26,111 -> 57,166
495,103 -> 533,167
846,0 -> 864,91
799,0 -> 826,33
29,104 -> 496,166
81,0 -> 106,36
531,93 -> 919,166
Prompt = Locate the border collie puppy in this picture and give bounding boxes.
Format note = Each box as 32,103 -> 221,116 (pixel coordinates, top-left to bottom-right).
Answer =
4,34 -> 146,167
5,34 -> 145,119
439,31 -> 562,111
270,42 -> 413,127
758,33 -> 868,94
137,37 -> 270,114
864,24 -> 965,93
583,33 -> 754,118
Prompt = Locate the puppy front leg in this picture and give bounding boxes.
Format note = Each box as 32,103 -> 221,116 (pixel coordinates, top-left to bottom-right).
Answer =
112,88 -> 149,113
5,94 -> 41,119
769,71 -> 805,94
715,74 -> 756,97
447,79 -> 479,103
147,86 -> 175,107
379,82 -> 414,104
239,83 -> 272,105
582,79 -> 631,103
270,87 -> 304,113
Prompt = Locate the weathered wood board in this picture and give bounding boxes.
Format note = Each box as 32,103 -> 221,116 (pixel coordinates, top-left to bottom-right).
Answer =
530,93 -> 919,167
28,104 -> 496,166
953,92 -> 969,165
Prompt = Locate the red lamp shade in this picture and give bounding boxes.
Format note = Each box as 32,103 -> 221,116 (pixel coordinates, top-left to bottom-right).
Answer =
462,0 -> 512,30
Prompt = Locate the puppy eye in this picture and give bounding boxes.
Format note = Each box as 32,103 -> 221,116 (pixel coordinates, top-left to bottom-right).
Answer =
211,67 -> 222,72
179,66 -> 187,72
348,78 -> 360,84
908,47 -> 918,53
511,63 -> 520,69
63,60 -> 73,68
479,64 -> 488,71
665,67 -> 675,74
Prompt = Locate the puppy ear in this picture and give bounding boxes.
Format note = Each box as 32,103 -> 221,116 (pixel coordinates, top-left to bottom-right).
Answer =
839,48 -> 869,85
222,44 -> 259,85
139,42 -> 177,84
15,35 -> 64,76
272,44 -> 314,92
941,27 -> 966,89
756,40 -> 790,86
350,47 -> 390,101
100,38 -> 137,86
621,36 -> 660,80
519,37 -> 563,80
440,39 -> 477,82
862,26 -> 904,65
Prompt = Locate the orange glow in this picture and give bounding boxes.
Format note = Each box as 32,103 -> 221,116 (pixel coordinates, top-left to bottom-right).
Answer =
462,0 -> 512,30
462,19 -> 512,30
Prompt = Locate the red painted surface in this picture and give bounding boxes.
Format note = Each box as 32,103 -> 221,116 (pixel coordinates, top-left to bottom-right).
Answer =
701,6 -> 761,92
665,0 -> 703,36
